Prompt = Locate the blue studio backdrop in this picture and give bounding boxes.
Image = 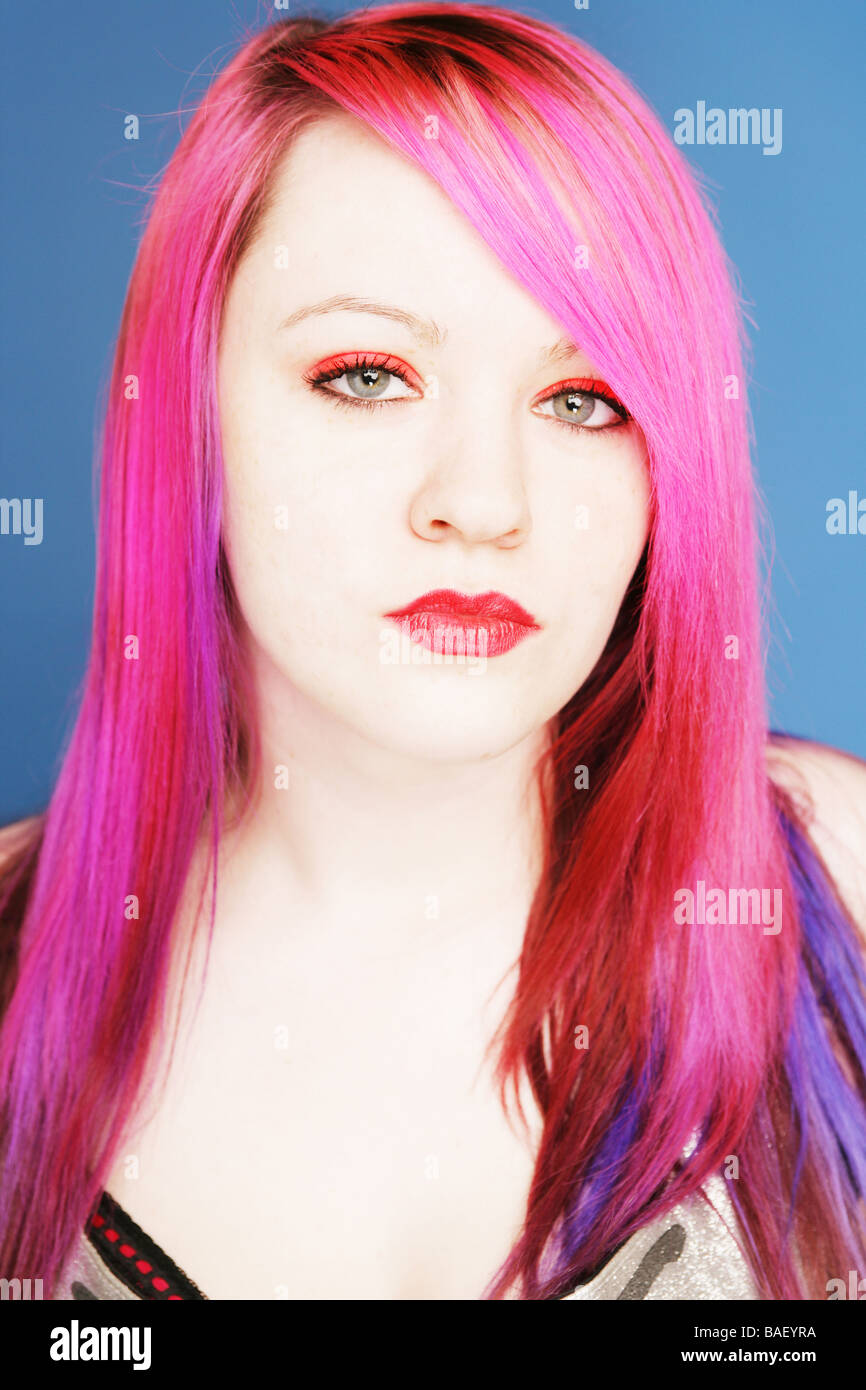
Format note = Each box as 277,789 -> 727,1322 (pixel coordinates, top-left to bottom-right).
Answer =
1,0 -> 864,822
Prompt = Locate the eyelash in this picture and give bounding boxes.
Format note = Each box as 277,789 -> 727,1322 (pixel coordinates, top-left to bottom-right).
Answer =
303,353 -> 631,431
534,378 -> 631,433
303,353 -> 418,412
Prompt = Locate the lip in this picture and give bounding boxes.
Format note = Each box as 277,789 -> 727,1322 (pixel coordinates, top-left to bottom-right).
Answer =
383,588 -> 541,658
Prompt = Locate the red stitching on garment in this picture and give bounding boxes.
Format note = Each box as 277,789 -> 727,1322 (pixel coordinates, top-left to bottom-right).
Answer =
86,1205 -> 189,1300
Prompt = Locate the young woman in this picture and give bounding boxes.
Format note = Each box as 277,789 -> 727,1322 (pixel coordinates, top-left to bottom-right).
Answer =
1,3 -> 864,1302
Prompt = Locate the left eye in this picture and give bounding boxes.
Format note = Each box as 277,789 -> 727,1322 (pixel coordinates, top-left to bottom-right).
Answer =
533,390 -> 625,429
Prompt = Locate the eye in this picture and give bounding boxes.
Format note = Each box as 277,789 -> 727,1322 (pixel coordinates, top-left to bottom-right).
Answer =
303,352 -> 422,407
532,377 -> 630,431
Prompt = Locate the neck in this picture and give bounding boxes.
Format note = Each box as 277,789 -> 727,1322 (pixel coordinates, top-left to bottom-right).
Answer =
215,657 -> 552,958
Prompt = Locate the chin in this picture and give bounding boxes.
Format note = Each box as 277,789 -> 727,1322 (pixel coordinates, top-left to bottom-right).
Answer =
353,688 -> 547,765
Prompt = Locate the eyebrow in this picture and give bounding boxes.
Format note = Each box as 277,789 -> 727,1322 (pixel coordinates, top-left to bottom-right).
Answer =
537,337 -> 584,368
278,295 -> 583,367
278,296 -> 446,348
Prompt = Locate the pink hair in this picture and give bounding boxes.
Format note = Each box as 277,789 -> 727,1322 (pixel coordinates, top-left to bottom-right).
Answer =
1,4 -> 864,1299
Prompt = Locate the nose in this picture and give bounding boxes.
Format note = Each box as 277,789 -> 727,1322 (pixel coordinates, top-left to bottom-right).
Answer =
408,405 -> 532,549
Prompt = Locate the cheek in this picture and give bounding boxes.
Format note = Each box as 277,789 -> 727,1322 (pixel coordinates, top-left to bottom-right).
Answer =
553,432 -> 649,561
218,394 -> 389,663
541,441 -> 650,660
222,481 -> 352,665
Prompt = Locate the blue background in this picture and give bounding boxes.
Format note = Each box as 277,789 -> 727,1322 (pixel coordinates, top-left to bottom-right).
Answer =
1,0 -> 864,822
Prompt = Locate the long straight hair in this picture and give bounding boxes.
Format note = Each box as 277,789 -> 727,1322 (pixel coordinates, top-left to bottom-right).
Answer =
1,3 -> 864,1299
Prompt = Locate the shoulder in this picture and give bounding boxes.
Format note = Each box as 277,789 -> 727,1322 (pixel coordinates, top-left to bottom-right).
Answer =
766,735 -> 866,944
0,815 -> 44,1011
0,815 -> 43,873
0,816 -> 44,917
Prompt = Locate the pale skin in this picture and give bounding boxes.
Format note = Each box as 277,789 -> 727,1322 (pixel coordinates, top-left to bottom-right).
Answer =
3,114 -> 866,1299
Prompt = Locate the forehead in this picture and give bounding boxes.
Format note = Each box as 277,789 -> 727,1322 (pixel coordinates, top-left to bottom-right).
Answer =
257,110 -> 463,246
235,112 -> 566,345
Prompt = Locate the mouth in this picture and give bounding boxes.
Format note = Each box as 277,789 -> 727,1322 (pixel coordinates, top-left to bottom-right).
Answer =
382,588 -> 541,658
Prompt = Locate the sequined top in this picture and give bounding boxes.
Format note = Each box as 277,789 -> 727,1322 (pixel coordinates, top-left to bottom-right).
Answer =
53,1171 -> 758,1300
558,1173 -> 759,1300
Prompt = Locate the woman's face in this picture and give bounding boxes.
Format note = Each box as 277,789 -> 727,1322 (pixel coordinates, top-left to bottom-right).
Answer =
217,112 -> 650,762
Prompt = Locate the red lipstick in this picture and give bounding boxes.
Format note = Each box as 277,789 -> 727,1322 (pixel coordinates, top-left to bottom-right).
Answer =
383,589 -> 541,658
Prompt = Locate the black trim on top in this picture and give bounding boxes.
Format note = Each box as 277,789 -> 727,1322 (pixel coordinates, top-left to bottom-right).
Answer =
86,1191 -> 209,1300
